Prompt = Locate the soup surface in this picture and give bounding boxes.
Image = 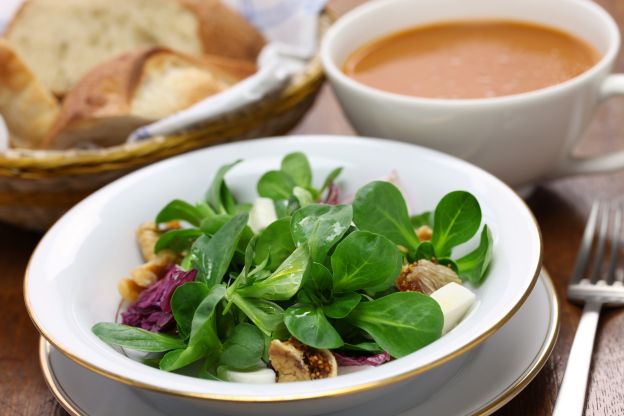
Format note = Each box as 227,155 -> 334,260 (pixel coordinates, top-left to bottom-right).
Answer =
343,21 -> 600,99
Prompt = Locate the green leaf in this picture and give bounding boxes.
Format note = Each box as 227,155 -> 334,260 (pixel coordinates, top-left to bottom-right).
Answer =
331,319 -> 366,343
331,230 -> 403,293
243,235 -> 258,276
195,201 -> 215,218
352,181 -> 419,253
160,285 -> 226,371
438,258 -> 459,273
187,284 -> 226,344
284,304 -> 343,349
170,282 -> 210,338
413,241 -> 435,261
302,262 -> 332,301
347,292 -> 443,358
234,203 -> 253,214
200,214 -> 253,255
341,342 -> 383,353
323,293 -> 362,319
155,200 -> 204,226
92,323 -> 186,352
159,349 -> 194,371
254,218 -> 295,271
273,200 -> 289,218
236,245 -> 308,300
291,204 -> 352,262
456,225 -> 493,284
217,303 -> 237,341
286,195 -> 301,216
281,152 -> 312,188
220,182 -> 238,215
200,214 -> 232,234
410,211 -> 434,228
293,186 -> 315,207
197,351 -> 222,380
321,167 -> 343,192
205,160 -> 242,214
179,253 -> 193,271
231,294 -> 285,336
155,228 -> 203,254
191,214 -> 249,287
257,171 -> 295,200
219,323 -> 265,371
431,191 -> 481,258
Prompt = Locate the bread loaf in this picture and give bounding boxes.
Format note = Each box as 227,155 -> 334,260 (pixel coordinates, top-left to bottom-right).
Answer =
0,39 -> 59,149
5,0 -> 265,96
44,48 -> 255,149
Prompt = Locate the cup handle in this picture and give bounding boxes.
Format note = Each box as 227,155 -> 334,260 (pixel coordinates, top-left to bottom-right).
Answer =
551,74 -> 624,177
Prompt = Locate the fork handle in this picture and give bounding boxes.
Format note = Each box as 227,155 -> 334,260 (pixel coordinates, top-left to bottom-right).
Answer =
552,301 -> 602,416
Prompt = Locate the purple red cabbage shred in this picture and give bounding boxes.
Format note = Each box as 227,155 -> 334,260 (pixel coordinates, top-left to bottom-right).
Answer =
333,351 -> 391,367
323,182 -> 340,205
121,265 -> 196,332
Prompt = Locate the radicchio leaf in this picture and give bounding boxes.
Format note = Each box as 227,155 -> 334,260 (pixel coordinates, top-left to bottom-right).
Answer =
333,351 -> 390,367
323,183 -> 340,205
121,265 -> 196,332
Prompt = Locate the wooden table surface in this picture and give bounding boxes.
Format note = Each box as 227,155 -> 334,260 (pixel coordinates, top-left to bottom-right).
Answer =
2,1 -> 624,415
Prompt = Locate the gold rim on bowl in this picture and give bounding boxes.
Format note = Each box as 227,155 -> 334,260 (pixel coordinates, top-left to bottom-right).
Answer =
38,270 -> 558,415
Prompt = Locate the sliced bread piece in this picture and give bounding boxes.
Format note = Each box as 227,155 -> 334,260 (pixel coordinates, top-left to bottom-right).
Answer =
0,39 -> 59,149
4,0 -> 265,96
44,48 -> 255,149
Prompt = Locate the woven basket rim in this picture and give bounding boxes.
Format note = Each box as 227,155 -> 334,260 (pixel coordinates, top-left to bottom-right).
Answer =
0,10 -> 333,174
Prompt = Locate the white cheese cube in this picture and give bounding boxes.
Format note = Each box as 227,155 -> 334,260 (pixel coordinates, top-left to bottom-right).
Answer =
248,197 -> 277,233
430,282 -> 476,335
222,368 -> 276,384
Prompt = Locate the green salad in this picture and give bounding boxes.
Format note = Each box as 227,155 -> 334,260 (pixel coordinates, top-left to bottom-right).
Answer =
93,152 -> 492,383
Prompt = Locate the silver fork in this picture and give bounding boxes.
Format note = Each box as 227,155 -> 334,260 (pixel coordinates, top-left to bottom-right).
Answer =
553,202 -> 624,416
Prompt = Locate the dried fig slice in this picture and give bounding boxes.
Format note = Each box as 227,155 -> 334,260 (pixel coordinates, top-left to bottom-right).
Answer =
269,338 -> 337,382
396,259 -> 461,294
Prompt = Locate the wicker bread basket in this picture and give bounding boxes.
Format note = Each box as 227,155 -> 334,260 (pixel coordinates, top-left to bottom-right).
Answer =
0,13 -> 332,231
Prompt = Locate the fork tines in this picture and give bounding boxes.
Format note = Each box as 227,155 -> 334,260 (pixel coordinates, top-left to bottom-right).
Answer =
568,201 -> 624,304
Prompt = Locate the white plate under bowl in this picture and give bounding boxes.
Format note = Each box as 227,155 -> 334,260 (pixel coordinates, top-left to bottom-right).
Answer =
25,135 -> 542,415
40,271 -> 558,416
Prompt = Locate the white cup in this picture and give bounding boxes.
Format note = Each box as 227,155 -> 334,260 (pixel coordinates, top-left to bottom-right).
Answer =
321,0 -> 624,188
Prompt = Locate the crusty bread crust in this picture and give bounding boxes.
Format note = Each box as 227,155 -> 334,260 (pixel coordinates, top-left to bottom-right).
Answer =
181,0 -> 266,62
44,48 -> 256,149
0,39 -> 59,149
42,49 -> 148,149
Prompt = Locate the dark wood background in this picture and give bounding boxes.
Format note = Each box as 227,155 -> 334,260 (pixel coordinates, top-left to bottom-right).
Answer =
2,0 -> 624,414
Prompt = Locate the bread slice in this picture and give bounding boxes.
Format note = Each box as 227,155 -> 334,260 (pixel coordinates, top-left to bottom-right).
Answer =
44,48 -> 256,149
4,0 -> 265,96
0,39 -> 59,149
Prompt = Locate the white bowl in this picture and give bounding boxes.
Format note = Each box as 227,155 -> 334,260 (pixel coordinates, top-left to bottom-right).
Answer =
24,135 -> 542,415
320,0 -> 622,188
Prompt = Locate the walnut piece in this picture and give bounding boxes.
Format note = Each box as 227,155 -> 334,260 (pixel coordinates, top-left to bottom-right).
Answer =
415,225 -> 433,241
129,250 -> 178,288
396,259 -> 461,294
136,221 -> 180,261
269,339 -> 337,382
118,221 -> 180,301
118,278 -> 142,302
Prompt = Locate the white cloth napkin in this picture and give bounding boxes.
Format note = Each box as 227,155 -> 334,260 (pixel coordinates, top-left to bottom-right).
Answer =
0,0 -> 21,34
